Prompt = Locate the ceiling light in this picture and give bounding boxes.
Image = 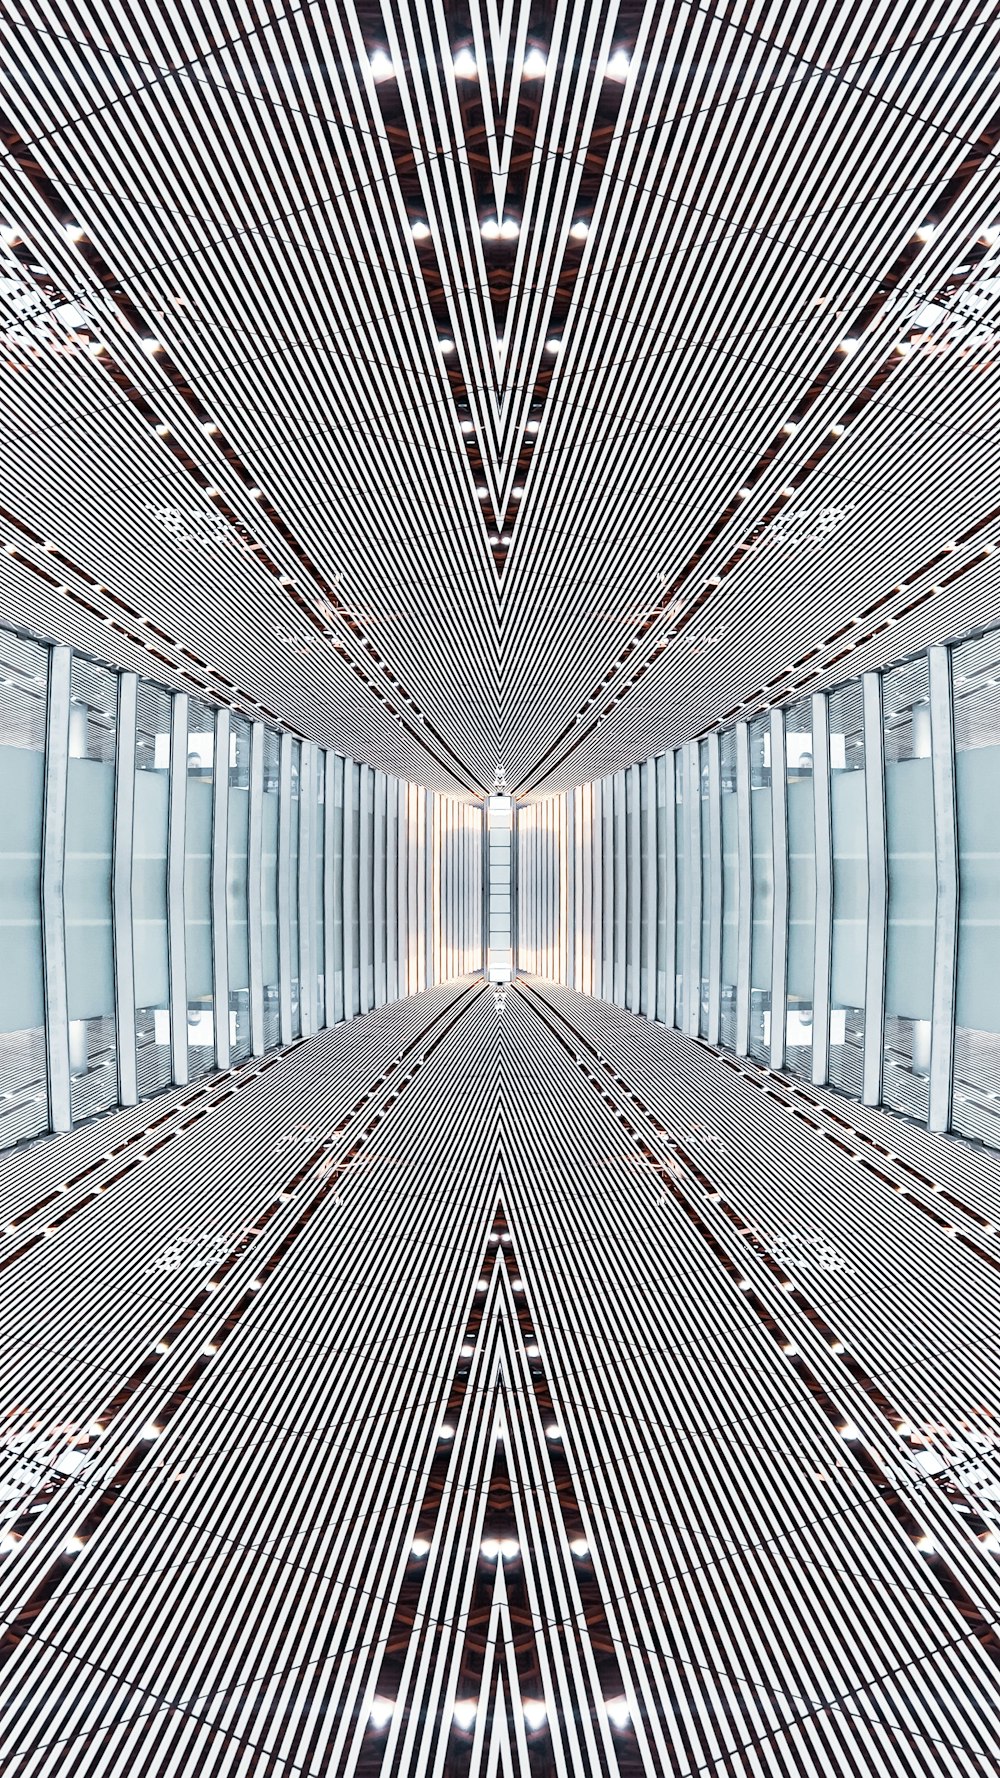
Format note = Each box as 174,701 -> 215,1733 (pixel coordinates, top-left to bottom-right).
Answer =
499,1538 -> 519,1558
499,217 -> 519,240
481,218 -> 500,241
780,422 -> 796,434
453,1701 -> 477,1729
546,1424 -> 562,1438
480,1538 -> 500,1559
142,1424 -> 161,1439
143,338 -> 165,353
87,340 -> 106,356
65,1534 -> 85,1553
65,224 -> 86,243
569,220 -> 590,240
460,420 -> 474,433
410,220 -> 431,240
202,421 -> 221,435
978,226 -> 1000,246
476,487 -> 488,498
570,1538 -> 589,1556
914,223 -> 935,242
452,49 -> 478,78
522,1701 -> 547,1729
1,227 -> 23,246
369,1697 -> 395,1727
521,49 -> 547,78
154,422 -> 170,436
836,338 -> 857,353
369,50 -> 395,81
526,420 -> 539,431
437,337 -> 455,354
545,338 -> 562,353
605,50 -> 630,80
604,1697 -> 631,1727
512,487 -> 524,499
410,1537 -> 430,1556
437,1424 -> 455,1439
829,424 -> 845,436
249,487 -> 265,500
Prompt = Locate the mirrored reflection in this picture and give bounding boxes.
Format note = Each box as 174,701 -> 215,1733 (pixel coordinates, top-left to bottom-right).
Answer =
0,628 -> 480,1151
0,633 -> 48,1143
554,622 -> 999,1155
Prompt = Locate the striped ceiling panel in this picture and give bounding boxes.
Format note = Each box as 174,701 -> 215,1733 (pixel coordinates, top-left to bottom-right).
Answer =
1,1 -> 1000,796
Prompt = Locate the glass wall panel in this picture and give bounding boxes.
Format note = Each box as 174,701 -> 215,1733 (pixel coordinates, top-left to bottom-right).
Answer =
951,633 -> 1000,1143
720,730 -> 738,1049
749,716 -> 772,1063
332,759 -> 345,1022
350,762 -> 362,1016
262,729 -> 280,1049
0,631 -> 48,1145
828,682 -> 867,1094
66,657 -> 117,1121
315,755 -> 326,1028
882,658 -> 934,1121
699,740 -> 711,1038
227,714 -> 252,1064
134,681 -> 172,1097
185,697 -> 216,1079
784,698 -> 815,1080
674,763 -> 685,1020
289,738 -> 301,1039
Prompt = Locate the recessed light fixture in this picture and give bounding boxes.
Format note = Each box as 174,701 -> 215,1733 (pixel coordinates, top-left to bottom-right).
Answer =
143,338 -> 164,353
437,337 -> 455,354
522,49 -> 547,78
410,220 -> 431,240
836,338 -> 857,353
545,337 -> 562,353
369,50 -> 395,81
369,1697 -> 395,1727
452,49 -> 478,78
569,220 -> 590,241
913,223 -> 935,242
65,224 -> 86,243
605,49 -> 630,80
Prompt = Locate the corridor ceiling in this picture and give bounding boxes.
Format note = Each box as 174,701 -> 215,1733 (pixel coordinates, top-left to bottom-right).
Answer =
1,0 -> 1000,796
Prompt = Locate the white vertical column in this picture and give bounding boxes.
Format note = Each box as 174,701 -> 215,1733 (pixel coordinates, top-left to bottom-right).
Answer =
602,778 -> 615,1000
386,773 -> 398,1003
424,789 -> 433,989
657,754 -> 675,1025
734,723 -> 752,1057
168,692 -> 189,1085
613,770 -> 627,1007
928,645 -> 958,1132
113,672 -> 138,1106
277,731 -> 294,1045
374,770 -> 387,1006
566,788 -> 577,989
343,759 -> 357,1019
861,674 -> 887,1105
42,645 -> 72,1131
248,721 -> 265,1054
641,760 -> 657,1022
706,732 -> 723,1046
212,707 -> 232,1068
627,762 -> 641,1013
331,755 -> 346,1023
811,694 -> 833,1087
768,707 -> 788,1070
572,785 -> 587,995
323,753 -> 335,1026
358,765 -> 372,1014
298,741 -> 316,1037
684,741 -> 701,1038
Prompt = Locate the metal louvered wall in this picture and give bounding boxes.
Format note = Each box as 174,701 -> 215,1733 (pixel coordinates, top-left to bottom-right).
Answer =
519,626 -> 1000,1153
0,628 -> 482,1151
